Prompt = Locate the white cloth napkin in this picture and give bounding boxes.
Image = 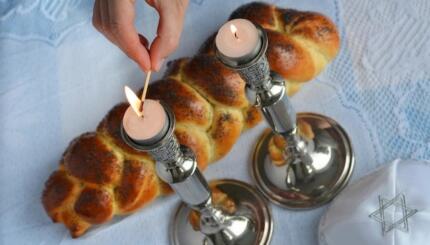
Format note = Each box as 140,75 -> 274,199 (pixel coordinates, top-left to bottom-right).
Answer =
319,159 -> 430,245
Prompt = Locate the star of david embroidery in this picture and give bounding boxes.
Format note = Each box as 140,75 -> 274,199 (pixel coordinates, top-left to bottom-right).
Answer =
369,193 -> 418,235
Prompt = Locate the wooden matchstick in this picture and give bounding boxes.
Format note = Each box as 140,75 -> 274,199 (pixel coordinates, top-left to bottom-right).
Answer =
139,71 -> 152,116
141,70 -> 152,102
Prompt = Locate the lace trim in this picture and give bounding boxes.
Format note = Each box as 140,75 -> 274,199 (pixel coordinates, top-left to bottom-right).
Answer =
0,0 -> 92,46
320,0 -> 430,163
0,0 -> 208,46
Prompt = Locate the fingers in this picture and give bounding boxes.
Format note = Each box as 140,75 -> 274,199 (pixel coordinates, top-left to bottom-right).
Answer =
93,0 -> 117,45
92,0 -> 189,71
92,0 -> 151,71
107,0 -> 151,71
93,0 -> 108,41
147,0 -> 189,71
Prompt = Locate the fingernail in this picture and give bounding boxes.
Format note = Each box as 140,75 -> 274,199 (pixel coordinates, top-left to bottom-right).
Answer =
155,58 -> 165,71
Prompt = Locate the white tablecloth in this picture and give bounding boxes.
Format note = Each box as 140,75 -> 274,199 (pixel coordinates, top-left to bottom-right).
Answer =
1,0 -> 429,244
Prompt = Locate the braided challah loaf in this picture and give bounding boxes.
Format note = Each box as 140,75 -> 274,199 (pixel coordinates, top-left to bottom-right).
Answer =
42,2 -> 340,237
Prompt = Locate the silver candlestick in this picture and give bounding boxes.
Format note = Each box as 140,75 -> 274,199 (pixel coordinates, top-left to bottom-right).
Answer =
216,24 -> 354,209
121,102 -> 272,245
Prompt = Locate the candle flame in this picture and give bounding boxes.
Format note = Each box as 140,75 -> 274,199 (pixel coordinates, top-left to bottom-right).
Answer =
230,24 -> 238,39
124,86 -> 143,117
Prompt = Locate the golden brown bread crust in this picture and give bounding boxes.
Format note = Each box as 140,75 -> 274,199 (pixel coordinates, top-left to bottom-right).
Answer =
182,55 -> 248,108
115,159 -> 159,213
201,2 -> 340,84
266,30 -> 315,82
61,209 -> 90,238
244,106 -> 263,129
150,55 -> 249,163
148,77 -> 213,129
74,187 -> 113,224
97,103 -> 147,156
230,2 -> 277,30
174,125 -> 211,169
42,131 -> 164,237
63,133 -> 121,185
209,108 -> 243,160
42,2 -> 340,237
279,9 -> 340,58
42,170 -> 90,238
42,171 -> 78,217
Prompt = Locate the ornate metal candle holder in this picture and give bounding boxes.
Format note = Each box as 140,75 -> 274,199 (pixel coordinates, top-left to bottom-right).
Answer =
216,25 -> 354,209
121,103 -> 272,245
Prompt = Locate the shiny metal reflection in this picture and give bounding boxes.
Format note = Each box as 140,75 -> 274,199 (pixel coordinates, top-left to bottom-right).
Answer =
252,113 -> 355,209
170,179 -> 273,245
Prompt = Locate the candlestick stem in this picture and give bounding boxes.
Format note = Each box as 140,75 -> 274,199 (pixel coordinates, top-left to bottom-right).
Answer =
216,24 -> 354,209
121,103 -> 272,244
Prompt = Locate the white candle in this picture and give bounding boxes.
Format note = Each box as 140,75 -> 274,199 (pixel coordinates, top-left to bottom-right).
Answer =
122,86 -> 166,141
215,19 -> 260,58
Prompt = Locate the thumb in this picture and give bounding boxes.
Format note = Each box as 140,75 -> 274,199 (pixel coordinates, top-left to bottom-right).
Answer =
147,0 -> 188,71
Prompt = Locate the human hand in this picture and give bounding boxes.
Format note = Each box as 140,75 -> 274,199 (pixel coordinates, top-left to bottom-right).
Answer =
93,0 -> 189,72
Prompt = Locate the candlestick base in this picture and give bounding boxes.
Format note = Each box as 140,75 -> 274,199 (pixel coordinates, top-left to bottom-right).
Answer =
170,179 -> 272,245
251,113 -> 354,209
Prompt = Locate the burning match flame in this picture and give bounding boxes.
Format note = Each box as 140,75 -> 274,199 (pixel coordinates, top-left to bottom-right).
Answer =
124,71 -> 152,118
124,86 -> 143,117
230,24 -> 239,39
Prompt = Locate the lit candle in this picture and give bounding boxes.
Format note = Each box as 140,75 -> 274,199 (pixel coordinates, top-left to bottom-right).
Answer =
122,86 -> 168,144
215,19 -> 261,62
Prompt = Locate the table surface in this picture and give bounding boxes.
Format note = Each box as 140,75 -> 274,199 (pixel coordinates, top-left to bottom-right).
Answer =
1,0 -> 429,244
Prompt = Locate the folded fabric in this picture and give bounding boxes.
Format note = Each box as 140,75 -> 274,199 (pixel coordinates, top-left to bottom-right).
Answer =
319,159 -> 430,245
